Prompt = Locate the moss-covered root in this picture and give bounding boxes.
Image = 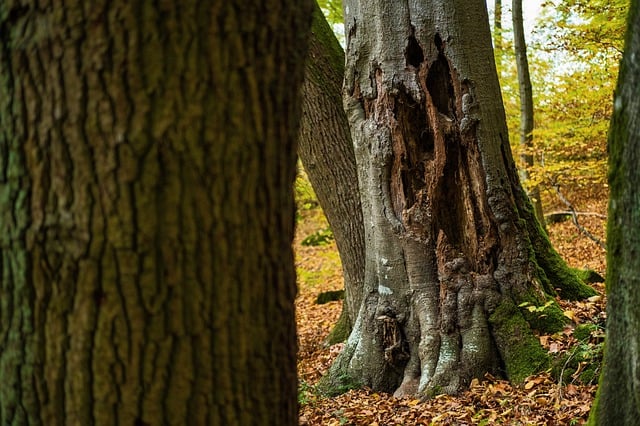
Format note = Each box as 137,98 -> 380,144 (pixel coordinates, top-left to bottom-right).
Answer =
518,187 -> 597,301
490,300 -> 550,383
324,307 -> 351,346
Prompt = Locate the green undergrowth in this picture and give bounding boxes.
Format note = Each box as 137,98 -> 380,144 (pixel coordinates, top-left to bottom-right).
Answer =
551,323 -> 605,386
296,249 -> 341,289
302,227 -> 334,246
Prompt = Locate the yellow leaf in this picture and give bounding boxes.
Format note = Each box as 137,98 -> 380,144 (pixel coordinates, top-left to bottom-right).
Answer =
407,399 -> 420,406
524,380 -> 536,390
587,295 -> 602,303
536,397 -> 549,405
563,310 -> 576,320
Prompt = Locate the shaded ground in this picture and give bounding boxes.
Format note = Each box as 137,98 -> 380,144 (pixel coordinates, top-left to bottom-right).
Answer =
296,184 -> 608,425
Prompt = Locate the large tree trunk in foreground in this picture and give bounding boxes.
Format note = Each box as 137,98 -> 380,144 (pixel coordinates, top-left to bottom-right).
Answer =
321,0 -> 595,397
589,2 -> 640,424
0,1 -> 311,424
513,0 -> 546,229
299,5 -> 365,343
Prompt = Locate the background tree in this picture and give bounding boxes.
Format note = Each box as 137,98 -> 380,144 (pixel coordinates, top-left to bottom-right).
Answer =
588,1 -> 640,424
528,0 -> 627,189
513,0 -> 545,228
299,4 -> 365,343
494,0 -> 504,60
320,0 -> 594,398
0,0 -> 311,424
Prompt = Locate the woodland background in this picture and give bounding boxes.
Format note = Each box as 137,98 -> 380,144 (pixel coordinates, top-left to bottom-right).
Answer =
295,0 -> 624,424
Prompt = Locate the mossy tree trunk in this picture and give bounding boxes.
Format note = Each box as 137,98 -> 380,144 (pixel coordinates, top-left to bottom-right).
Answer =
299,5 -> 365,343
321,0 -> 595,397
0,1 -> 311,424
588,1 -> 640,424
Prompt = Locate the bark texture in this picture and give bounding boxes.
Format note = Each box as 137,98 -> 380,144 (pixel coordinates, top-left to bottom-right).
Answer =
321,0 -> 595,397
0,1 -> 311,424
512,0 -> 545,229
299,5 -> 365,342
589,1 -> 640,424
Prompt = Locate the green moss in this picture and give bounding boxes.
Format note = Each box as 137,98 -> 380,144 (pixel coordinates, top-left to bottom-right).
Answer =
515,185 -> 597,301
518,297 -> 567,334
533,235 -> 597,300
317,372 -> 362,397
423,384 -> 443,399
574,323 -> 599,341
490,300 -> 550,383
571,268 -> 605,284
551,341 -> 603,385
325,313 -> 350,345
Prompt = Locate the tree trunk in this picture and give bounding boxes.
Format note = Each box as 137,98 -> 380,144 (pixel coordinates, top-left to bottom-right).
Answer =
299,4 -> 365,343
494,0 -> 503,52
513,0 -> 546,230
588,1 -> 640,424
0,1 -> 311,424
321,0 -> 595,397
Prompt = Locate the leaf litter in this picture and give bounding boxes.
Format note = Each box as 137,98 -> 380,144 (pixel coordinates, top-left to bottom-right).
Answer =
296,185 -> 607,425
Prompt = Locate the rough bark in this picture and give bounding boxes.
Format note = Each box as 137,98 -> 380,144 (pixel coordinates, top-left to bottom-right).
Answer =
321,0 -> 595,398
0,1 -> 311,424
513,0 -> 546,229
588,1 -> 640,424
299,4 -> 365,343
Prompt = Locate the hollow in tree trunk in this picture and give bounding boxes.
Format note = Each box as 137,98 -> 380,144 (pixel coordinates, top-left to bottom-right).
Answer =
321,0 -> 595,397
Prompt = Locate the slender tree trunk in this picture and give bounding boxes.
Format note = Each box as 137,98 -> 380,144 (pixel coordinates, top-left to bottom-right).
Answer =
513,0 -> 546,229
0,1 -> 311,424
589,2 -> 640,424
494,0 -> 503,52
299,5 -> 365,343
320,0 -> 594,398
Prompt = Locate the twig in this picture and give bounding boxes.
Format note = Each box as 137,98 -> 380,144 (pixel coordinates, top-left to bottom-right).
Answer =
553,184 -> 606,251
545,210 -> 607,220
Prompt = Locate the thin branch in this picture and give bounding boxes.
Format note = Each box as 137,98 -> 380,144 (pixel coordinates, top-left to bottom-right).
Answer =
545,211 -> 607,219
552,184 -> 606,250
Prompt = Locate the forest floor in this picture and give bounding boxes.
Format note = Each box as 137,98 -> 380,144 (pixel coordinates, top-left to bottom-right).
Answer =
295,183 -> 608,425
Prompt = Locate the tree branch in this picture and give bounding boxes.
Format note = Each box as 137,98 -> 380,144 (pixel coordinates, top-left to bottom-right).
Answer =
552,184 -> 606,250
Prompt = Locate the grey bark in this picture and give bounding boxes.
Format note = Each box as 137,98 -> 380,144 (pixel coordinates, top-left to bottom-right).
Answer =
321,0 -> 594,397
299,5 -> 365,340
0,1 -> 311,424
589,1 -> 640,424
513,0 -> 546,229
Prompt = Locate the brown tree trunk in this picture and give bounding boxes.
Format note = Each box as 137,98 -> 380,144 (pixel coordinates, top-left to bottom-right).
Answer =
299,5 -> 365,343
320,0 -> 595,398
494,0 -> 503,51
513,0 -> 546,230
589,1 -> 640,424
0,1 -> 311,424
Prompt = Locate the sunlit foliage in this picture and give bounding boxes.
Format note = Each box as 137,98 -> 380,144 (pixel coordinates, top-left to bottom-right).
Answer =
496,0 -> 628,189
